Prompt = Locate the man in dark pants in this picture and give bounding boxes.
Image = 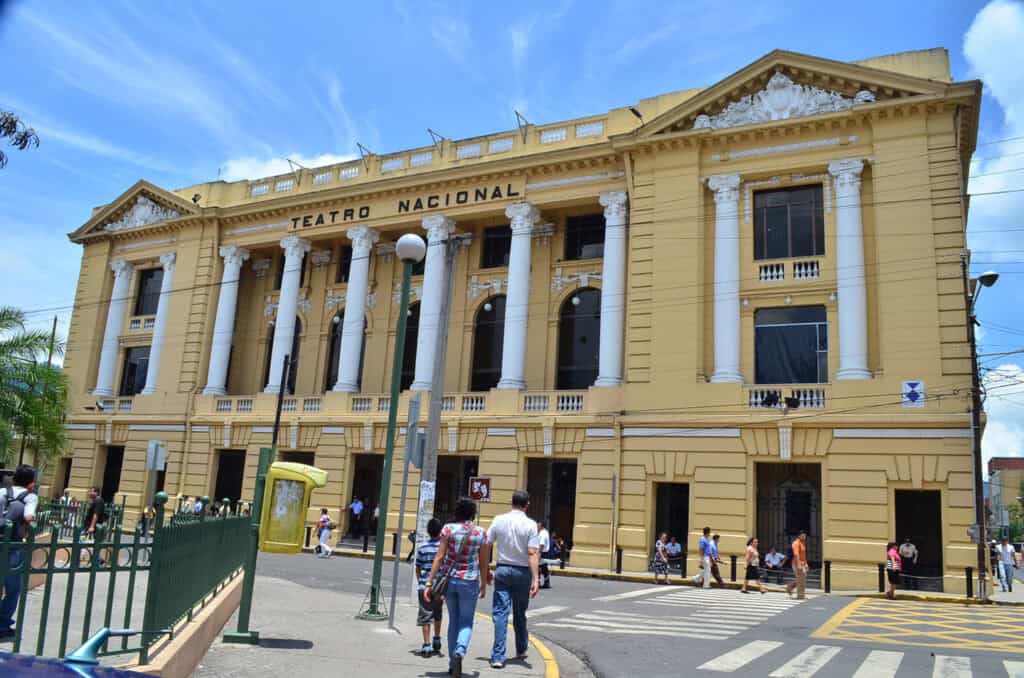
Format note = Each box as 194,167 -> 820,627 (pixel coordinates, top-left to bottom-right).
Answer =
898,537 -> 918,590
0,465 -> 38,640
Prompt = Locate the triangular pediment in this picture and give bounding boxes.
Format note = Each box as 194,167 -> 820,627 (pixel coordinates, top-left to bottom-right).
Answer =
636,49 -> 950,137
69,180 -> 199,242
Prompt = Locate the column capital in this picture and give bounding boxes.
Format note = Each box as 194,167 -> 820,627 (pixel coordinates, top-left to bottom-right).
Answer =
110,259 -> 133,278
707,173 -> 741,204
346,225 -> 380,254
219,245 -> 251,267
280,235 -> 311,259
159,252 -> 176,272
505,202 -> 540,235
422,215 -> 456,242
599,191 -> 628,222
828,157 -> 865,188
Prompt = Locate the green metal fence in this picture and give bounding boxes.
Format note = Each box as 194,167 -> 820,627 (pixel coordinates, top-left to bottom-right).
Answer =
33,498 -> 126,540
0,492 -> 249,665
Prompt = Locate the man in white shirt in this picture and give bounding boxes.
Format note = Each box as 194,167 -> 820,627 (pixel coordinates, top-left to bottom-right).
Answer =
0,465 -> 38,639
996,537 -> 1019,593
537,520 -> 552,589
898,538 -> 919,590
486,489 -> 540,669
764,546 -> 785,584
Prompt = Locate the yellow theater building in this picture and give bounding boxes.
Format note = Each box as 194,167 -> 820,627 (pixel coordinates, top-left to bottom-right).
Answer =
51,48 -> 982,592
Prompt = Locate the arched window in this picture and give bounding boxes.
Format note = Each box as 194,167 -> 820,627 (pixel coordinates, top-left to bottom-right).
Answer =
400,302 -> 420,391
470,295 -> 506,392
261,325 -> 274,389
286,317 -> 302,394
324,311 -> 367,391
556,288 -> 601,389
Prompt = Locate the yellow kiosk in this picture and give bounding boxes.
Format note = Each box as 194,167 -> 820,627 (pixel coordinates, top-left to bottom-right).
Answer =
258,462 -> 328,554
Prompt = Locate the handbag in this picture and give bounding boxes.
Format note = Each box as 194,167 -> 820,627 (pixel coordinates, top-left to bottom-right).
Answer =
431,572 -> 449,597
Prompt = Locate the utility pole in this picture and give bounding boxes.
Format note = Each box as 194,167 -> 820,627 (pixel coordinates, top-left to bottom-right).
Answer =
962,252 -> 989,600
46,315 -> 58,367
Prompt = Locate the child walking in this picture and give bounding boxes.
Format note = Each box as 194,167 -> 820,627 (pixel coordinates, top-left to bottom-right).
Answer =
415,518 -> 444,657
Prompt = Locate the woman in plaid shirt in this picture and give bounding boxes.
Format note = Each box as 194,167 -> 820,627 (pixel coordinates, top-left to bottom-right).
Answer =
425,499 -> 491,678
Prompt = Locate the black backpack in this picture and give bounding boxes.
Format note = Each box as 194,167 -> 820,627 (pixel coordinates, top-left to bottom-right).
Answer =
0,488 -> 33,541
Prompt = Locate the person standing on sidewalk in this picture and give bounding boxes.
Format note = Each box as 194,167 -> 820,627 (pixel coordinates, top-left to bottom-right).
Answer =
415,518 -> 444,658
486,489 -> 540,669
741,537 -> 766,594
536,520 -> 552,590
652,532 -> 670,584
785,531 -> 809,599
690,527 -> 712,588
996,536 -> 1018,593
425,499 -> 489,678
348,496 -> 363,537
316,508 -> 333,558
0,465 -> 37,640
885,541 -> 902,599
898,537 -> 918,590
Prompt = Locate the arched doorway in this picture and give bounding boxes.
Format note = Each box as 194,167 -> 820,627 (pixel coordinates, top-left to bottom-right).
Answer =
470,295 -> 506,392
400,302 -> 420,391
556,287 -> 601,389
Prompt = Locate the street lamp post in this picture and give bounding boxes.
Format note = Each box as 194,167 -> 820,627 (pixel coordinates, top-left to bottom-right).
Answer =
360,233 -> 426,620
961,252 -> 998,600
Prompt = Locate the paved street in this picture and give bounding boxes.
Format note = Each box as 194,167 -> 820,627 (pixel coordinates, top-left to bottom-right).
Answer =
250,553 -> 1024,677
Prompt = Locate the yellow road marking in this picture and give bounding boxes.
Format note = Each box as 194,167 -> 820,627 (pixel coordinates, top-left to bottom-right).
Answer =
812,596 -> 868,638
475,611 -> 560,678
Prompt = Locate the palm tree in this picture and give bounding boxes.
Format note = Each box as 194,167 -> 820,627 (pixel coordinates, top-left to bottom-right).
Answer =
0,111 -> 39,169
0,307 -> 67,468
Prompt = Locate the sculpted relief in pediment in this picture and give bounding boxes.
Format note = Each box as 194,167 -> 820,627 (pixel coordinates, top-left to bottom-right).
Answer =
104,196 -> 181,232
693,72 -> 876,130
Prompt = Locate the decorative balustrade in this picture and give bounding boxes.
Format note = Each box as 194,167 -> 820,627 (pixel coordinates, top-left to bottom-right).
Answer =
117,398 -> 133,412
351,397 -> 372,413
793,260 -> 820,280
281,398 -> 297,413
461,395 -> 486,412
377,397 -> 391,412
441,396 -> 456,412
759,263 -> 785,282
237,398 -> 254,413
523,394 -> 549,412
302,397 -> 321,413
556,393 -> 585,412
748,386 -> 826,409
521,392 -> 585,414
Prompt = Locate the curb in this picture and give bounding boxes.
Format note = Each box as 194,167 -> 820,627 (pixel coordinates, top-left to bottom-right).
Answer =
850,591 -> 1024,607
475,612 -> 559,678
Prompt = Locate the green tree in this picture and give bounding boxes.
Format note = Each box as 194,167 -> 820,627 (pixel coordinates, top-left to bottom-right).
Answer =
0,111 -> 40,169
0,307 -> 67,470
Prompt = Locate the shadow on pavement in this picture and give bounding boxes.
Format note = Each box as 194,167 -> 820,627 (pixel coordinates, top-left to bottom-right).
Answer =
257,638 -> 314,650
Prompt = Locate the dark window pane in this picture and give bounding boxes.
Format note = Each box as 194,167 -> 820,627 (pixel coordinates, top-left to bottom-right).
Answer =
262,328 -> 274,389
275,253 -> 307,289
565,214 -> 605,261
754,306 -> 827,384
324,312 -> 365,392
755,306 -> 826,325
764,205 -> 789,259
481,225 -> 512,269
134,269 -> 163,316
286,318 -> 302,394
119,346 -> 150,396
336,246 -> 353,284
471,296 -> 506,391
556,288 -> 601,389
753,185 -> 825,260
400,303 -> 420,390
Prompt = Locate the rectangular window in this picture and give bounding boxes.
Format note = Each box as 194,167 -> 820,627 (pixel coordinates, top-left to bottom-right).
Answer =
480,225 -> 512,268
754,306 -> 827,384
134,268 -> 163,316
753,185 -> 825,260
564,213 -> 605,260
336,245 -> 353,283
119,346 -> 150,396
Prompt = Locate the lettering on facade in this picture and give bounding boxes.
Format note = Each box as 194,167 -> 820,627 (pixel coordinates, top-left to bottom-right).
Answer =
291,206 -> 371,230
397,184 -> 520,214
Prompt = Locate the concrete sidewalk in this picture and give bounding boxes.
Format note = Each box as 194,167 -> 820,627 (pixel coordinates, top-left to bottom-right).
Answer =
195,575 -> 556,678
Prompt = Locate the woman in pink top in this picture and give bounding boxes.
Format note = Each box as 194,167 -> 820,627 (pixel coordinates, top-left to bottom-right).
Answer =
885,541 -> 902,599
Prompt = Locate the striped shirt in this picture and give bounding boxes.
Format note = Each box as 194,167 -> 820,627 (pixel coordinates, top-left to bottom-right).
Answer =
415,538 -> 441,590
440,521 -> 487,581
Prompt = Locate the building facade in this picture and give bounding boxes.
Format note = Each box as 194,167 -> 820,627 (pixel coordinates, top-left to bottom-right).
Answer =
53,48 -> 982,591
989,457 -> 1024,537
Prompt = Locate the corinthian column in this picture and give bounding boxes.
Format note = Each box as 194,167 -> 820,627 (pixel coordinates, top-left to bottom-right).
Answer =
333,226 -> 379,392
829,158 -> 872,380
411,215 -> 456,391
708,173 -> 743,383
202,246 -> 250,396
93,260 -> 134,397
141,252 -> 176,395
595,191 -> 628,387
264,235 -> 310,394
497,202 -> 540,390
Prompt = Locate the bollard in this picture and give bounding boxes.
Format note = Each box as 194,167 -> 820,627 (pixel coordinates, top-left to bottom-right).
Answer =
730,554 -> 737,582
560,556 -> 566,570
616,547 -> 623,574
877,563 -> 885,593
824,560 -> 831,594
304,526 -> 311,548
966,567 -> 974,599
392,532 -> 399,557
682,551 -> 687,578
362,532 -> 370,553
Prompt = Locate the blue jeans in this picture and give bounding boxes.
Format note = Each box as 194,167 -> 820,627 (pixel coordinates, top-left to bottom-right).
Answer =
444,577 -> 479,669
0,550 -> 24,630
1000,562 -> 1015,592
491,565 -> 532,662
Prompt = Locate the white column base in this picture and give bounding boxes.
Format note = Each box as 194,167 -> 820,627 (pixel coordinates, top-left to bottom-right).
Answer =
410,381 -> 431,392
709,371 -> 743,384
140,386 -> 156,396
263,384 -> 282,395
835,367 -> 872,380
201,386 -> 226,396
92,387 -> 114,398
496,378 -> 526,390
332,380 -> 358,393
593,376 -> 622,388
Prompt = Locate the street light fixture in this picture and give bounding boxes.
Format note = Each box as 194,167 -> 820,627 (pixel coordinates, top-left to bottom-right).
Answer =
961,252 -> 998,599
360,233 -> 426,620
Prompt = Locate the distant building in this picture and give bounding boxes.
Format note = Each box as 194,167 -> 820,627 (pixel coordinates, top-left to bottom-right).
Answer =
989,457 -> 1024,536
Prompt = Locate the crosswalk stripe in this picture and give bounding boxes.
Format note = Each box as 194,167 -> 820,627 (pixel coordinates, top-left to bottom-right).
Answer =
639,600 -> 793,614
651,593 -> 798,607
526,605 -> 568,619
1005,660 -> 1024,678
698,640 -> 783,672
852,650 -> 903,678
593,586 -> 672,602
532,621 -> 732,640
558,616 -> 734,637
768,645 -> 841,677
575,613 -> 740,632
933,655 -> 971,678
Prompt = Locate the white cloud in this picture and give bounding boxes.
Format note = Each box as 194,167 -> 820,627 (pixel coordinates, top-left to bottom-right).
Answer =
983,363 -> 1024,464
219,153 -> 356,182
611,22 -> 680,64
429,17 -> 472,65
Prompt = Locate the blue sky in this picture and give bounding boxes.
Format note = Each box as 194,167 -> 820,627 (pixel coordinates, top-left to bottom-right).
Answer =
1,0 -> 1022,461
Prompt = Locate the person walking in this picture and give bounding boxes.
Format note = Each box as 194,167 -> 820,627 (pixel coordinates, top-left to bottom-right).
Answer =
785,531 -> 809,599
424,499 -> 489,678
0,465 -> 38,640
690,527 -> 713,588
84,486 -> 107,541
741,537 -> 766,594
898,537 -> 918,590
316,508 -> 334,558
415,518 -> 444,658
536,520 -> 552,589
996,536 -> 1018,593
348,496 -> 363,537
652,532 -> 671,584
486,489 -> 540,669
885,541 -> 902,599
709,534 -> 726,587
